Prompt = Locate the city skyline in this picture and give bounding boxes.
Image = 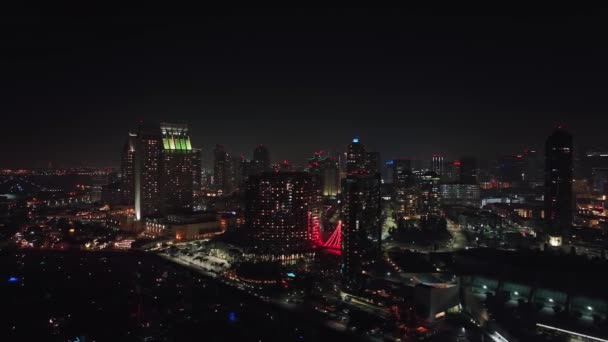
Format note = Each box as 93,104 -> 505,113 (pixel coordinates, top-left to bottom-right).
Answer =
4,8 -> 608,341
3,9 -> 608,168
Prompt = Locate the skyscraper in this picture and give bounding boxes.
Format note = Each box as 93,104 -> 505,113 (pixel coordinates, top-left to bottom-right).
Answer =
159,123 -> 194,214
213,144 -> 231,194
253,144 -> 271,173
420,171 -> 441,217
120,132 -> 137,205
133,123 -> 196,220
308,151 -> 340,197
240,157 -> 255,188
346,137 -> 367,175
365,151 -> 381,175
392,159 -> 413,187
432,154 -> 444,176
191,147 -> 202,199
392,159 -> 417,216
230,154 -> 244,191
134,124 -> 162,219
544,126 -> 574,244
522,148 -> 542,184
246,172 -> 315,253
341,173 -> 382,291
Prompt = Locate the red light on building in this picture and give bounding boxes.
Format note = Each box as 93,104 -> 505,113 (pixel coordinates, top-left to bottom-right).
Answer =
322,220 -> 342,252
453,161 -> 461,166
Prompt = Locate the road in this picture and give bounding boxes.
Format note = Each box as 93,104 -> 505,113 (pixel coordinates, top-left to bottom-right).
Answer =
446,219 -> 467,251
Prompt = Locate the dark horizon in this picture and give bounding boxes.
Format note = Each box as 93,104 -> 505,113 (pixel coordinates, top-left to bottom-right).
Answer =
2,8 -> 608,168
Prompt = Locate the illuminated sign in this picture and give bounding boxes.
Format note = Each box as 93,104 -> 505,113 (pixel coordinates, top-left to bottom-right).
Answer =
352,138 -> 359,143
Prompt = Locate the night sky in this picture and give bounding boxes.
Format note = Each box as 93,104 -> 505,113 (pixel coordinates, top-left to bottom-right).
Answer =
2,7 -> 608,168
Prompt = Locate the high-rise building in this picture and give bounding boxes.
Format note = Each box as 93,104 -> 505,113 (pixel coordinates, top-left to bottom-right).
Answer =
459,157 -> 477,184
134,125 -> 163,219
337,152 -> 348,177
445,160 -> 461,182
544,127 -> 574,244
392,159 -> 413,187
341,173 -> 382,291
200,169 -> 212,190
365,152 -> 381,175
230,154 -> 243,191
582,151 -> 608,193
213,144 -> 232,194
159,123 -> 194,214
308,151 -> 340,197
522,148 -> 542,184
120,132 -> 137,205
191,148 -> 202,199
392,159 -> 418,216
499,154 -> 526,185
245,172 -> 315,253
432,154 -> 444,176
240,157 -> 255,188
346,137 -> 367,175
253,144 -> 271,173
420,171 -> 441,217
133,123 -> 197,220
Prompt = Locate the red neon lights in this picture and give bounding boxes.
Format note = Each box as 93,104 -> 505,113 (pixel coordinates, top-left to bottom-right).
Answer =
323,220 -> 342,251
308,212 -> 322,246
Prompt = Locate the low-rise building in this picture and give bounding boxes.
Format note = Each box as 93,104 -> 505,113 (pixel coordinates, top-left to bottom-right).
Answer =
144,213 -> 225,240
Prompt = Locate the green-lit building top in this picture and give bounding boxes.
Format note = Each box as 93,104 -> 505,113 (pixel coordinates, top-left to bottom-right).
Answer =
160,123 -> 192,151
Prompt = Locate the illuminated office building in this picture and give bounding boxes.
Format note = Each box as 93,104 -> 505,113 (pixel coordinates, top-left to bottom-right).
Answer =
120,132 -> 137,205
432,154 -> 444,176
346,137 -> 367,175
308,151 -> 340,197
420,171 -> 441,217
159,123 -> 194,214
341,173 -> 382,291
133,123 -> 196,220
439,183 -> 480,207
392,159 -> 418,216
245,172 -> 315,253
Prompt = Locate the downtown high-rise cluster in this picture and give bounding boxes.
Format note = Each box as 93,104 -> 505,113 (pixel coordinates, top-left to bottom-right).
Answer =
112,122 -> 579,291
